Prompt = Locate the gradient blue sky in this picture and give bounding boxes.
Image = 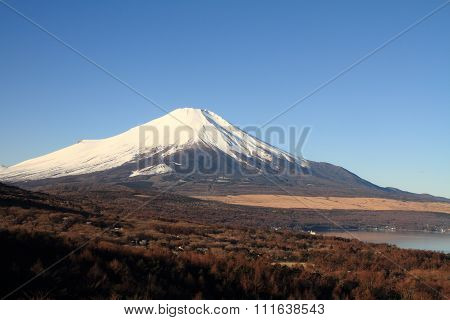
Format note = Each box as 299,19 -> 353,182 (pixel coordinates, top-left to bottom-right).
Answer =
0,0 -> 449,197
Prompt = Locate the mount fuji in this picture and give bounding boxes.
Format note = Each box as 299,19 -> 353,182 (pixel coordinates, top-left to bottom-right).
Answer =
0,108 -> 306,180
0,108 -> 443,200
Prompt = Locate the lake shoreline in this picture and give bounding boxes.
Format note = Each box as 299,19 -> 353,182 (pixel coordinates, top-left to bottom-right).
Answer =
320,230 -> 450,253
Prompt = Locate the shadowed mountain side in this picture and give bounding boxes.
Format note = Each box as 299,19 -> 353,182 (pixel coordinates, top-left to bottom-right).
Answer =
8,156 -> 449,203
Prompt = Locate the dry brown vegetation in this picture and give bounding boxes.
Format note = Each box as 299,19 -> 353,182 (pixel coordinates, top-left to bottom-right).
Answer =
198,195 -> 450,214
0,183 -> 449,299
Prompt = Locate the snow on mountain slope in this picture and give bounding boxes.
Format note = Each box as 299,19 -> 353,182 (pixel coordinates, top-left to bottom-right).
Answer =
130,164 -> 174,177
0,108 -> 306,182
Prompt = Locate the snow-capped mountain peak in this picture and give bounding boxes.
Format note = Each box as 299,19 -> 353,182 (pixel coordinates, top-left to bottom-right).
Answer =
0,108 -> 306,182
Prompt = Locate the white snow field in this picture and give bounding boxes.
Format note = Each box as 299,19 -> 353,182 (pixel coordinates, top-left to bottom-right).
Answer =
0,108 -> 306,182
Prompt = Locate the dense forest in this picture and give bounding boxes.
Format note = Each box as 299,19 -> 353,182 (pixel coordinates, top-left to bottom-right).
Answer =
1,183 -> 449,299
2,227 -> 449,299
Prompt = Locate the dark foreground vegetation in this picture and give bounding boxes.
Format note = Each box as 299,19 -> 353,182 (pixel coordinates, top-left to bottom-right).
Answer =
1,183 -> 449,299
1,229 -> 448,299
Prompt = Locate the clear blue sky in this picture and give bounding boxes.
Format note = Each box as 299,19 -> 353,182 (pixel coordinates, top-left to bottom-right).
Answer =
1,0 -> 449,197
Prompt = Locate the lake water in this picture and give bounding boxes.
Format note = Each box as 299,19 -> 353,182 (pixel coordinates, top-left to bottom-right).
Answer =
322,231 -> 450,253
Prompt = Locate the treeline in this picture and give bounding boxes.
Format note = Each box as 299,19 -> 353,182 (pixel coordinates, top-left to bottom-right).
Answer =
1,229 -> 448,299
